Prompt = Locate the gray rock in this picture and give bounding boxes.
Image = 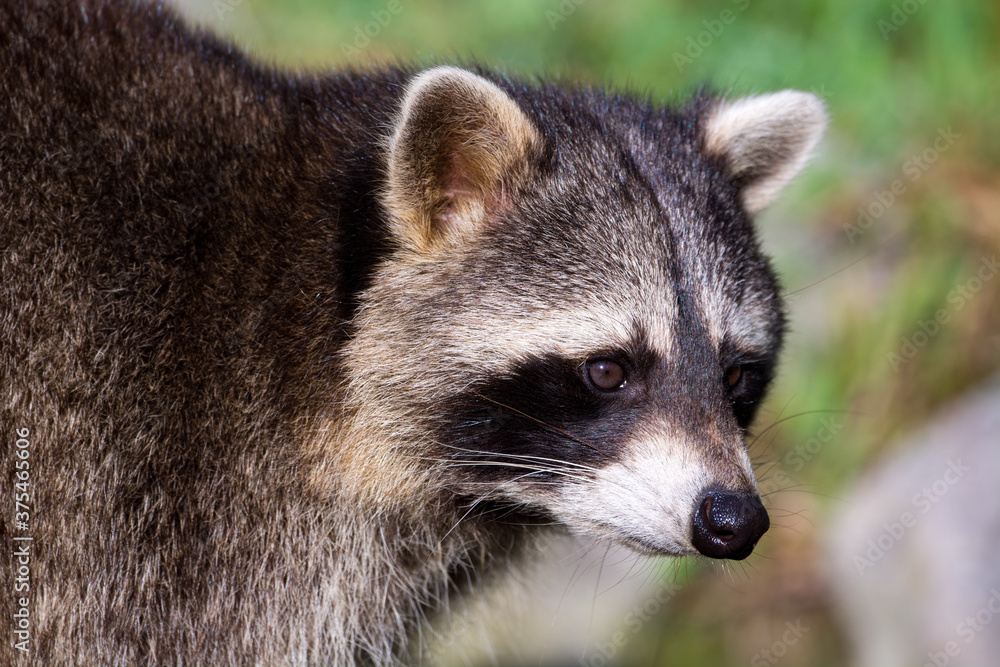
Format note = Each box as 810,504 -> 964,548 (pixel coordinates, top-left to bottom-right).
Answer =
828,377 -> 1000,667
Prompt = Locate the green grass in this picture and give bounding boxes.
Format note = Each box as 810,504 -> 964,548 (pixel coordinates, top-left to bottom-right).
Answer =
189,1 -> 1000,664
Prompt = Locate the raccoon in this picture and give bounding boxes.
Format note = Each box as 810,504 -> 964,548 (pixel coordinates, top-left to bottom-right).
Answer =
0,1 -> 826,665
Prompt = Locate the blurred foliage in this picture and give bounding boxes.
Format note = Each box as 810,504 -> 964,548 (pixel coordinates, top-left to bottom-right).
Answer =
184,0 -> 1000,664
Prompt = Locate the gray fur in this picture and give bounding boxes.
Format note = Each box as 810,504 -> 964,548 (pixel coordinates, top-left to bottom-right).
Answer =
0,1 -> 824,664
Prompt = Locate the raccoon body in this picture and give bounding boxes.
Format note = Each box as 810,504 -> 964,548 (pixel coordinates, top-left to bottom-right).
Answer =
0,1 -> 826,664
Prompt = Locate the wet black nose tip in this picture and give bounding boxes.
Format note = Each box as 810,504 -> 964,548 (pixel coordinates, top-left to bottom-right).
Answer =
691,489 -> 770,560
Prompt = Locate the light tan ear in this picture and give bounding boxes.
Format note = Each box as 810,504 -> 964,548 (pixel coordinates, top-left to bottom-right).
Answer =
384,66 -> 543,252
703,91 -> 827,214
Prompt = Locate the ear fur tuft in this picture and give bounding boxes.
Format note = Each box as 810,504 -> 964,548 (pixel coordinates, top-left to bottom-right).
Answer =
384,66 -> 543,252
704,91 -> 827,214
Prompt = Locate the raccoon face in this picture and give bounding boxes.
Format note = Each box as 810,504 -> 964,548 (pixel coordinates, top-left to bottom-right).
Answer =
360,67 -> 825,560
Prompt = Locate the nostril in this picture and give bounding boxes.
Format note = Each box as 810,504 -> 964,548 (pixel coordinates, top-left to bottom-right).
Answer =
699,495 -> 734,541
691,489 -> 770,560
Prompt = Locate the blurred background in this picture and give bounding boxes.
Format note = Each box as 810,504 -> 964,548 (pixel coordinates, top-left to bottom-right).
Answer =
174,1 -> 1000,665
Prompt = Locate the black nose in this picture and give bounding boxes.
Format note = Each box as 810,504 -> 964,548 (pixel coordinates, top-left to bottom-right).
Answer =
691,489 -> 770,560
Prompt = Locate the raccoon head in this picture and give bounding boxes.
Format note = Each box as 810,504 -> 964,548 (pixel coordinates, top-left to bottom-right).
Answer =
349,66 -> 825,560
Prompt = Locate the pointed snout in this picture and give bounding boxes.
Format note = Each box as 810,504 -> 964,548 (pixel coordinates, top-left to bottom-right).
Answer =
691,488 -> 769,560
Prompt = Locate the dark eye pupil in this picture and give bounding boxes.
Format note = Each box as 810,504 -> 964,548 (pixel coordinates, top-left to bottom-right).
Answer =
588,360 -> 625,390
726,365 -> 742,388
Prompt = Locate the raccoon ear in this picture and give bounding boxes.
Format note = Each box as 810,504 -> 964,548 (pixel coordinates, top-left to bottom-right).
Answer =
703,91 -> 827,214
385,66 -> 543,251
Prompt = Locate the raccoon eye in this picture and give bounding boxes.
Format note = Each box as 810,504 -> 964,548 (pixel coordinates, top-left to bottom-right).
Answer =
587,360 -> 626,391
725,365 -> 743,389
